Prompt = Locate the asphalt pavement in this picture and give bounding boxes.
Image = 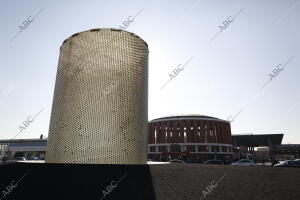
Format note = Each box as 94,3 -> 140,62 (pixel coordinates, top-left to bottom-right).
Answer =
150,163 -> 300,200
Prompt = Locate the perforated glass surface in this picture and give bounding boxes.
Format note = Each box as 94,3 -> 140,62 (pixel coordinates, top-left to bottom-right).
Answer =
46,28 -> 148,164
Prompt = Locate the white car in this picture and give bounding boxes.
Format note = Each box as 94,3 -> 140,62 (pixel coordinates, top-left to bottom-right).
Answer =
274,160 -> 300,167
7,157 -> 26,163
231,159 -> 255,166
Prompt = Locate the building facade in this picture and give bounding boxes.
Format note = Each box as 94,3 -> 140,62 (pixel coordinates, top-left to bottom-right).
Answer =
0,138 -> 47,160
148,115 -> 233,161
232,134 -> 284,161
46,28 -> 149,164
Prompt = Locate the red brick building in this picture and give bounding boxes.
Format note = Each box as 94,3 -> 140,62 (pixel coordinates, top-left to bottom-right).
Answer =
148,115 -> 233,161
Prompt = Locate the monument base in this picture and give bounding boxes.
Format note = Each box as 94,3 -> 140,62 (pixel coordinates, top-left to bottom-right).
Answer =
0,163 -> 154,200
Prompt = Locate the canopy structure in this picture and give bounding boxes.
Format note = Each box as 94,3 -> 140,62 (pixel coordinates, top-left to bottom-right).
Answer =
232,134 -> 283,147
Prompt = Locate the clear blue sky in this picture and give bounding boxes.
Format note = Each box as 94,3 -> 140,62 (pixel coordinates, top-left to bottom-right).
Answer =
0,0 -> 299,143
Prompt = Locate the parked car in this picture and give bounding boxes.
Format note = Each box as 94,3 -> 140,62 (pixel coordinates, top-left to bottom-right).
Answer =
185,158 -> 203,163
7,157 -> 26,163
231,159 -> 255,166
274,160 -> 300,167
272,160 -> 280,166
294,158 -> 300,162
203,160 -> 224,164
169,159 -> 185,163
38,156 -> 45,160
28,157 -> 39,160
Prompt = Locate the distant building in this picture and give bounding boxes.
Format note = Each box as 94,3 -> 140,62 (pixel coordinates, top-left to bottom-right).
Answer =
231,134 -> 288,161
273,144 -> 300,160
148,115 -> 234,161
0,138 -> 47,159
1,132 -> 298,163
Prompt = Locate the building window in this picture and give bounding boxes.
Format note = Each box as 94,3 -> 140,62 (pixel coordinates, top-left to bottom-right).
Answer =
150,146 -> 156,152
159,146 -> 167,152
187,145 -> 195,152
222,146 -> 227,152
199,146 -> 208,152
212,146 -> 220,152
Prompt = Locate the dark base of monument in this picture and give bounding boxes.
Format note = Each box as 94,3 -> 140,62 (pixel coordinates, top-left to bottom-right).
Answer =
1,163 -> 300,200
0,163 -> 154,200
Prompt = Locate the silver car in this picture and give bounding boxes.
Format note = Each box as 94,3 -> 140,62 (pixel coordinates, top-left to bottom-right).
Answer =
231,159 -> 255,166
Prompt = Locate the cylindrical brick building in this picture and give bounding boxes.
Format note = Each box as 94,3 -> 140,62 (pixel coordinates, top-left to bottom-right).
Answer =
46,28 -> 148,164
148,115 -> 233,161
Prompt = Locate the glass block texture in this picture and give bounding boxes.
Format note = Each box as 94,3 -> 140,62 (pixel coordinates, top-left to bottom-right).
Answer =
46,29 -> 148,164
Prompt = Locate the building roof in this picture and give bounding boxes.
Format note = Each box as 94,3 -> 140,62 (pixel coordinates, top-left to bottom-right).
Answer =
149,115 -> 229,123
0,138 -> 48,144
232,134 -> 284,147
